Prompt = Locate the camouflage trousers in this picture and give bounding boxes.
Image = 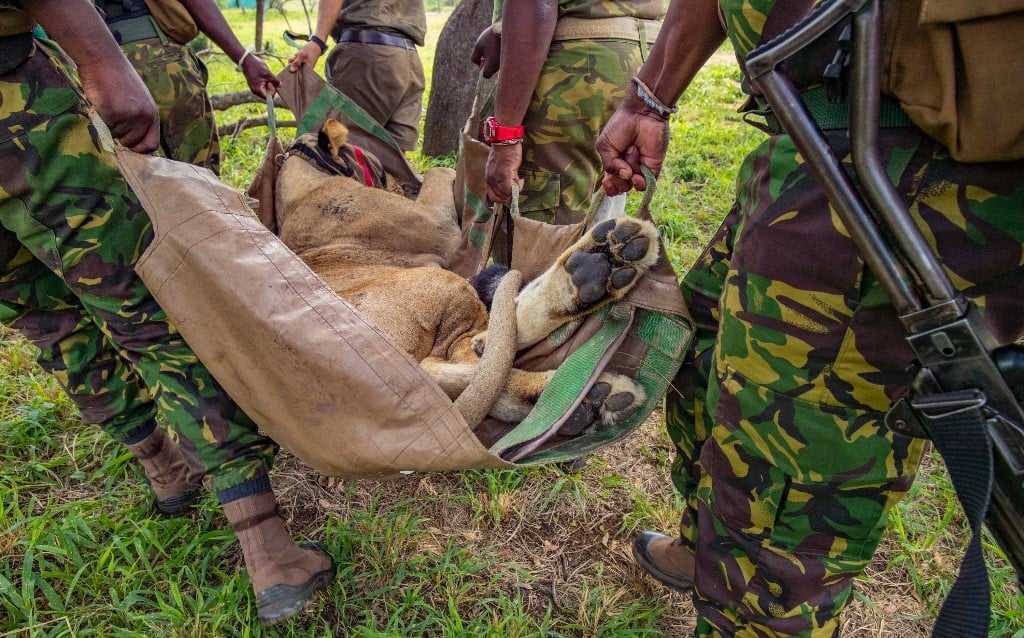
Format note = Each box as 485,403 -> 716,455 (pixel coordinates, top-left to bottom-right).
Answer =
666,126 -> 1024,636
121,37 -> 221,175
462,36 -> 647,266
0,38 -> 274,497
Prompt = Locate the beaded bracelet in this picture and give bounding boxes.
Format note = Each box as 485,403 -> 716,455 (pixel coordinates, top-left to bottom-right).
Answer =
236,45 -> 256,71
631,76 -> 678,118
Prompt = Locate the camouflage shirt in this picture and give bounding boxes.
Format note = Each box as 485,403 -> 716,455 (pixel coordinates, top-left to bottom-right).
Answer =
493,0 -> 664,23
719,0 -> 816,61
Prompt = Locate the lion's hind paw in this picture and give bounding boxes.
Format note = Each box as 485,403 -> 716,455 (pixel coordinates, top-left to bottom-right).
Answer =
556,372 -> 645,437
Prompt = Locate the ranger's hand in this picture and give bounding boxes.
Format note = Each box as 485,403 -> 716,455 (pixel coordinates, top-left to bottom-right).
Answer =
240,54 -> 280,98
471,26 -> 501,78
288,41 -> 322,72
485,143 -> 523,205
78,61 -> 160,153
596,107 -> 669,195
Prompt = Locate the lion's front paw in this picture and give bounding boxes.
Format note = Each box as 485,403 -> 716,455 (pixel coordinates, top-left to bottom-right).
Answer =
556,372 -> 645,437
513,217 -> 661,350
564,218 -> 659,310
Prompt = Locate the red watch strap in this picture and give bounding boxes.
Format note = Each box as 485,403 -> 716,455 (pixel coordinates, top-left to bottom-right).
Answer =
482,116 -> 525,144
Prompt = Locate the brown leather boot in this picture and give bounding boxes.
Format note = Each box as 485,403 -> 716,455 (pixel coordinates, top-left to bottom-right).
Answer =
222,491 -> 336,625
632,530 -> 696,593
124,426 -> 203,515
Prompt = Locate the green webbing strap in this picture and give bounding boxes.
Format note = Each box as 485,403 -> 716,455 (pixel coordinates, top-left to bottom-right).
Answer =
750,85 -> 913,133
487,165 -> 691,464
522,308 -> 693,465
800,85 -> 912,130
635,166 -> 657,220
296,81 -> 404,157
488,303 -> 635,460
265,93 -> 276,138
282,30 -> 307,50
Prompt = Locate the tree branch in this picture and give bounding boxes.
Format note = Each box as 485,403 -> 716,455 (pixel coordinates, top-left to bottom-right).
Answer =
218,117 -> 296,138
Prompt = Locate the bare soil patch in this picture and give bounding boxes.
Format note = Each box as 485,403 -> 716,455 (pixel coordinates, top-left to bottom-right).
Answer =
272,409 -> 935,636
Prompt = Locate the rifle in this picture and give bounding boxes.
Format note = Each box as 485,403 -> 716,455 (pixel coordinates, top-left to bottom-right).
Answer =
744,1 -> 1024,636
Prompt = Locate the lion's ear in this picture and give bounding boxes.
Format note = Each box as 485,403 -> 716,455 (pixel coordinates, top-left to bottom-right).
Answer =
321,119 -> 350,161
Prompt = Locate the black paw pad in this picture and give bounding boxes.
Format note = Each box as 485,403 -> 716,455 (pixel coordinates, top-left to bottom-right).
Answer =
566,252 -> 612,304
610,267 -> 637,290
556,382 -> 612,437
611,219 -> 642,243
557,404 -> 597,437
620,236 -> 650,262
590,220 -> 616,243
586,381 -> 612,403
605,392 -> 635,413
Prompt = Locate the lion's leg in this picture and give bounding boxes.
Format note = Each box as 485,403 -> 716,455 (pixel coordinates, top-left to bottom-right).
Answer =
421,357 -> 554,422
556,371 -> 646,436
414,167 -> 459,228
479,218 -> 660,352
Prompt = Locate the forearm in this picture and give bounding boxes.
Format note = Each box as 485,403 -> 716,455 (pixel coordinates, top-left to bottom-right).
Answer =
631,0 -> 726,109
28,0 -> 160,151
180,0 -> 247,63
314,0 -> 343,41
493,0 -> 558,127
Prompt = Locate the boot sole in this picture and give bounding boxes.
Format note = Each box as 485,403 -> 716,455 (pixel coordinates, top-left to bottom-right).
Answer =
257,543 -> 337,625
155,488 -> 201,516
631,531 -> 695,593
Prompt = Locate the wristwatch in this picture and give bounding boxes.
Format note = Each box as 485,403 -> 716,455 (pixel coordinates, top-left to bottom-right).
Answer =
482,116 -> 524,146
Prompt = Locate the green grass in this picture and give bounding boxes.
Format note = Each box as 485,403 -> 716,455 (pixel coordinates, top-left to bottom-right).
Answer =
2,5 -> 1023,637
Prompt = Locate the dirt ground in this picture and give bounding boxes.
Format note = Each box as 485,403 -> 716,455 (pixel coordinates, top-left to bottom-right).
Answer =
272,408 -> 937,637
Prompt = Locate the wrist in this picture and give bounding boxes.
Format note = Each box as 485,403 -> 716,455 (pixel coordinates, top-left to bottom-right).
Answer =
621,83 -> 672,123
629,76 -> 678,120
482,115 -> 524,145
309,35 -> 329,54
236,45 -> 257,71
489,141 -> 521,154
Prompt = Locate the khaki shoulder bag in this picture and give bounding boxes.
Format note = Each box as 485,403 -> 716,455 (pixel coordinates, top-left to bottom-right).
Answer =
143,0 -> 199,45
883,0 -> 1024,162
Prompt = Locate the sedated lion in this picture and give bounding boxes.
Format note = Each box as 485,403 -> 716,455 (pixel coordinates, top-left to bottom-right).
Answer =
274,120 -> 661,433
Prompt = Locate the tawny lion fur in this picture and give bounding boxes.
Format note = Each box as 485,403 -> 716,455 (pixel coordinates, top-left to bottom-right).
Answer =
274,120 -> 660,428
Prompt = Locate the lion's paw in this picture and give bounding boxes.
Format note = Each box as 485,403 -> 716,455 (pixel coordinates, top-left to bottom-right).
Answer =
471,331 -> 488,357
556,372 -> 645,437
563,218 -> 659,311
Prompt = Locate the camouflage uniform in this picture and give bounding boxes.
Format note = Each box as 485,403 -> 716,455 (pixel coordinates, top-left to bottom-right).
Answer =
122,37 -> 221,173
97,0 -> 221,174
0,18 -> 276,499
665,0 -> 1024,635
462,0 -> 664,265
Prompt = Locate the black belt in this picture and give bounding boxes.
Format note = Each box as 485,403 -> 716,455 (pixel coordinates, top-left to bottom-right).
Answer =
336,29 -> 416,51
106,15 -> 161,44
